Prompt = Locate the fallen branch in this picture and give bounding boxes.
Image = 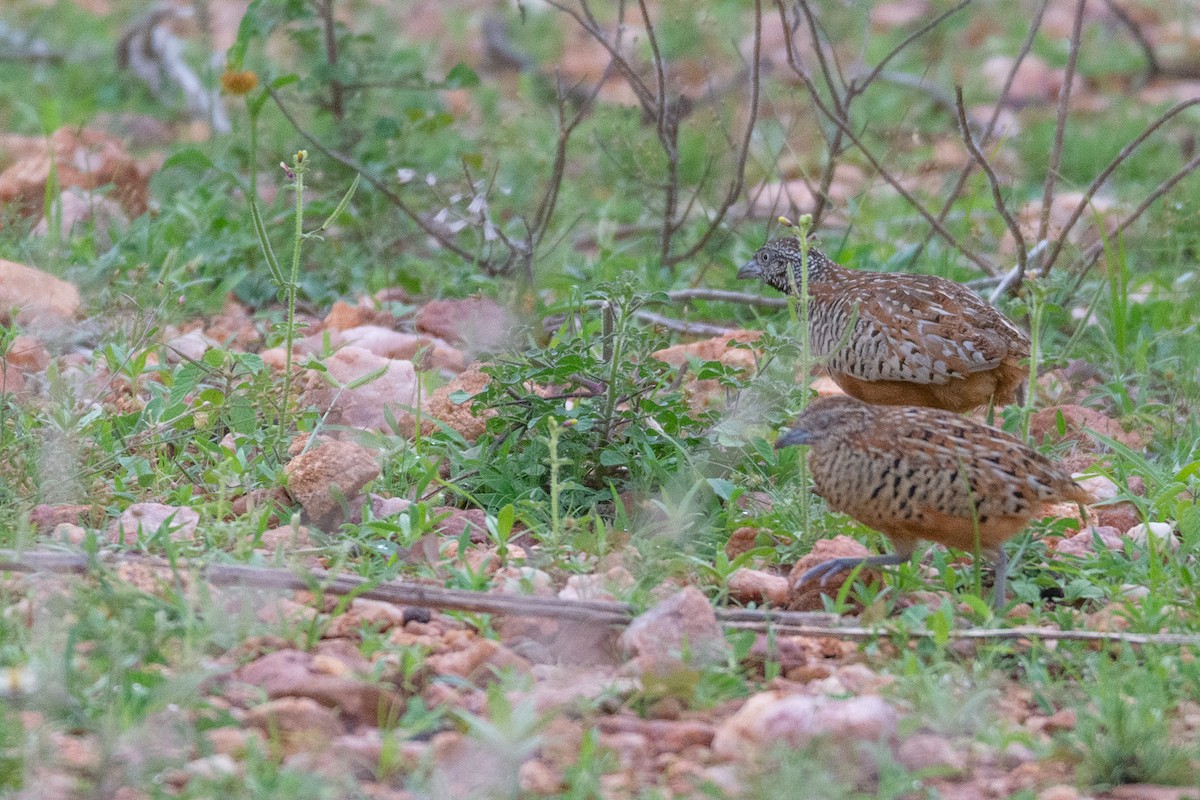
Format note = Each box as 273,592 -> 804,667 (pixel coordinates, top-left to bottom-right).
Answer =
3,551 -> 1199,647
666,288 -> 790,309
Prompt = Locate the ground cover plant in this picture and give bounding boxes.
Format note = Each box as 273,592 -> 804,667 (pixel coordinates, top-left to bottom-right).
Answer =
1,0 -> 1199,797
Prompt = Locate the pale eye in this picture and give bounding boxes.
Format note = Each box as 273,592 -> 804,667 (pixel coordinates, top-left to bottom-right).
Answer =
757,251 -> 768,264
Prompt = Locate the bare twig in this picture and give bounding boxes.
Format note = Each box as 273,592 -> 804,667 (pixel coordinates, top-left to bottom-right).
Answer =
955,86 -> 1027,281
316,0 -> 345,121
1073,150 -> 1200,273
1100,0 -> 1162,82
1042,98 -> 1200,275
632,310 -> 738,337
666,288 -> 790,309
852,0 -> 972,98
4,551 -> 1200,646
1036,0 -> 1086,249
266,86 -> 486,266
909,0 -> 1049,267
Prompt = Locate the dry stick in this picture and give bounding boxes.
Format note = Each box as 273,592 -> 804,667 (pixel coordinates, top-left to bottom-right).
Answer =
1072,150 -> 1200,276
664,0 -> 762,267
4,551 -> 1199,647
264,87 -> 480,266
1035,0 -> 1086,252
776,5 -> 997,275
955,86 -> 1027,279
1041,98 -> 1200,276
631,309 -> 738,337
667,288 -> 790,309
1100,0 -> 1162,82
909,0 -> 1049,267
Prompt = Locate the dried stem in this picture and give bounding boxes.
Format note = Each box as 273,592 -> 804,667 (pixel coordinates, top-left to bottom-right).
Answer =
1042,97 -> 1200,275
955,86 -> 1027,281
4,551 -> 1200,646
910,0 -> 1049,266
1036,0 -> 1086,248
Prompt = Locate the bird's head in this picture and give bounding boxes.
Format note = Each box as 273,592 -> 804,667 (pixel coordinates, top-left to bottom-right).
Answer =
737,237 -> 835,295
775,395 -> 871,449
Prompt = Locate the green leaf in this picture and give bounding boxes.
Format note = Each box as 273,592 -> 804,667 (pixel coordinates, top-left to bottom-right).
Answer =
249,200 -> 285,284
161,148 -> 218,174
313,173 -> 361,233
706,478 -> 738,502
444,63 -> 480,88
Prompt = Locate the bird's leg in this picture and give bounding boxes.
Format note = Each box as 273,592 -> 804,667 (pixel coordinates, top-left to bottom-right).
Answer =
990,546 -> 1009,612
798,550 -> 911,588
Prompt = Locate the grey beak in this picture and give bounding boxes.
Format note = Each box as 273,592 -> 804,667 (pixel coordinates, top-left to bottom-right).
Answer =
775,427 -> 816,449
737,260 -> 761,280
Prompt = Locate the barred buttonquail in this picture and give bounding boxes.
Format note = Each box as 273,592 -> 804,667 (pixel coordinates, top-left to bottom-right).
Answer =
739,238 -> 1031,413
776,396 -> 1093,608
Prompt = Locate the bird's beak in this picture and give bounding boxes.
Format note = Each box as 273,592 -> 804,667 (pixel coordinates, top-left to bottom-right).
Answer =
775,427 -> 816,449
737,259 -> 761,280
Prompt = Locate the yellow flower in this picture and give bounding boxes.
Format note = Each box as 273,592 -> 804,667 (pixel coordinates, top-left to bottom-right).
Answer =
221,69 -> 259,96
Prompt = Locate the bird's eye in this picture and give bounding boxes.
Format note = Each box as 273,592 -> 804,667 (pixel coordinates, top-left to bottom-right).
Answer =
756,251 -> 768,263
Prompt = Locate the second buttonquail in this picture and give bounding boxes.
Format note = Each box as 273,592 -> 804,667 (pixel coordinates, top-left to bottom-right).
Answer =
739,237 -> 1031,413
775,395 -> 1093,608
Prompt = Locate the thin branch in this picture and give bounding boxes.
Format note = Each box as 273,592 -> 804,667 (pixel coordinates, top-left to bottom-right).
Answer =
632,310 -> 738,337
265,86 -> 485,266
4,551 -> 1200,646
852,0 -> 971,98
663,0 -> 763,266
955,86 -> 1027,281
1036,0 -> 1086,247
1101,0 -> 1161,81
777,28 -> 997,274
666,288 -> 790,309
909,0 -> 1049,267
1042,97 -> 1200,275
1074,151 -> 1200,273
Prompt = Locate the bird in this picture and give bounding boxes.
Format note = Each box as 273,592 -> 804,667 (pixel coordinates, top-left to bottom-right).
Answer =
738,237 -> 1031,413
775,395 -> 1093,609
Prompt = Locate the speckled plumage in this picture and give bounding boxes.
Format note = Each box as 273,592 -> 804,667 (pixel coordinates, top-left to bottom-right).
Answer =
776,396 -> 1092,607
739,238 -> 1031,413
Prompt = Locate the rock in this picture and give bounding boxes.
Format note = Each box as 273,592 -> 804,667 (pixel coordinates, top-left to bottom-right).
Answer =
1093,501 -> 1142,532
896,733 -> 967,774
870,0 -> 929,31
0,259 -> 81,326
727,568 -> 790,606
788,536 -> 874,610
0,127 -> 150,219
259,523 -> 313,551
596,715 -> 716,754
244,697 -> 344,753
518,759 -> 562,795
371,495 -> 412,518
232,649 -> 403,728
164,330 -> 215,363
494,566 -> 554,595
1054,526 -> 1124,557
425,638 -> 533,682
1126,522 -> 1177,551
298,347 -> 419,434
417,365 -> 494,441
336,325 -> 465,373
619,587 -> 728,668
712,691 -> 898,760
651,331 -> 760,409
33,188 -> 128,243
0,363 -> 25,397
1043,707 -> 1076,733
28,504 -> 90,533
51,524 -> 87,545
558,568 -> 634,602
108,503 -> 200,544
284,441 -> 380,530
725,527 -> 759,560
5,335 -> 50,372
1029,405 -> 1145,452
1037,786 -> 1080,800
415,297 -> 514,353
1108,786 -> 1200,800
999,741 -> 1037,768
980,54 -> 1084,105
1072,474 -> 1120,503
431,506 -> 490,541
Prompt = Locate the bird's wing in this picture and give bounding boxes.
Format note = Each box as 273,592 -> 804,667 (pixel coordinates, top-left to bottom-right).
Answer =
852,275 -> 1027,385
